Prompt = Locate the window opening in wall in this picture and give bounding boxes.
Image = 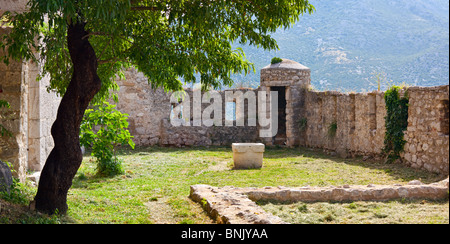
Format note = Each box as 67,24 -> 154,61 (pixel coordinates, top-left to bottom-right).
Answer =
271,86 -> 286,145
170,104 -> 183,120
225,102 -> 236,121
368,94 -> 377,131
441,99 -> 449,135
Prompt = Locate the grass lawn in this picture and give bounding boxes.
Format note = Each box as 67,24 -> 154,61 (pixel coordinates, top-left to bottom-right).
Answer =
259,199 -> 449,224
1,146 -> 448,224
66,146 -> 447,224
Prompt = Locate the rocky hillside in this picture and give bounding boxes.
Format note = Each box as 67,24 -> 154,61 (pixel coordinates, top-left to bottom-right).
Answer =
231,0 -> 449,92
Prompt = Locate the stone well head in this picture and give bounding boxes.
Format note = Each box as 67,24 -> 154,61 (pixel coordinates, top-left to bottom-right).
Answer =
260,59 -> 311,89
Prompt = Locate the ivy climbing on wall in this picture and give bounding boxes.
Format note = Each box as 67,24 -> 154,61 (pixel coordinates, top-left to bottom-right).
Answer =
383,86 -> 409,162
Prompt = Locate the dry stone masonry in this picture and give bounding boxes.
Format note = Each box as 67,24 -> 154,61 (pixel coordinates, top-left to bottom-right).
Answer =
190,178 -> 449,224
402,86 -> 449,174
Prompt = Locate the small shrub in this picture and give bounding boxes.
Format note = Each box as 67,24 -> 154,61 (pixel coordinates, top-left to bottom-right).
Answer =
271,57 -> 283,64
80,102 -> 135,176
297,203 -> 308,213
347,202 -> 357,209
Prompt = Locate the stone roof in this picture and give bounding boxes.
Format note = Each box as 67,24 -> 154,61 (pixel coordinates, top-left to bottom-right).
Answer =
262,59 -> 310,71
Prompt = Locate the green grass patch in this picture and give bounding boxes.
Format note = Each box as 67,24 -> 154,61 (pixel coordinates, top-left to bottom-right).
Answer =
259,199 -> 449,224
2,146 -> 447,224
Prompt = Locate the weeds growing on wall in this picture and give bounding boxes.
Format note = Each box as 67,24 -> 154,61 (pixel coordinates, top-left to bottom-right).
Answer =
383,86 -> 409,163
271,57 -> 283,64
0,100 -> 12,137
299,118 -> 308,132
327,120 -> 338,138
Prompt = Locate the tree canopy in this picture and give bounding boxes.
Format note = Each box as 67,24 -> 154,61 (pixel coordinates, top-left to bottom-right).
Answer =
2,0 -> 315,100
1,0 -> 314,214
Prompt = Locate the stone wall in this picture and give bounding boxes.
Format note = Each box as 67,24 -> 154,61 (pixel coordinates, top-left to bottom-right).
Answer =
299,86 -> 449,174
27,66 -> 60,172
1,25 -> 60,180
301,90 -> 386,158
116,70 -> 260,147
0,27 -> 28,180
115,69 -> 170,146
115,63 -> 448,175
159,88 -> 260,147
402,86 -> 449,174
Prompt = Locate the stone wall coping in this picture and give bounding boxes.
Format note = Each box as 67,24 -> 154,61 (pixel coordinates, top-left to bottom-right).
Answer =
406,85 -> 449,93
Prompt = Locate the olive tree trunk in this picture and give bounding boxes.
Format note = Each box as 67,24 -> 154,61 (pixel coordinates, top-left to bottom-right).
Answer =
34,22 -> 101,214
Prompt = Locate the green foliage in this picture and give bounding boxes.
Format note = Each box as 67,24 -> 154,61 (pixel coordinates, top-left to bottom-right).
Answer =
0,161 -> 30,205
1,0 -> 315,97
271,57 -> 283,64
327,120 -> 338,138
80,102 -> 135,176
0,99 -> 12,137
0,100 -> 9,108
383,86 -> 409,162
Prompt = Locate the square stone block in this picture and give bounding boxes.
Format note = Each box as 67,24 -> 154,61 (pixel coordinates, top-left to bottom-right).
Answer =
232,143 -> 265,169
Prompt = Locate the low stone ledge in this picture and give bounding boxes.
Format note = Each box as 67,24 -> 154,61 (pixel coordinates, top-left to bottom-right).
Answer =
245,181 -> 449,202
189,185 -> 287,224
190,178 -> 449,224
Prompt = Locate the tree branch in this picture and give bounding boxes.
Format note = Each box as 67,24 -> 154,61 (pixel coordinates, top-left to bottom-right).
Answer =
97,57 -> 128,65
130,6 -> 159,11
129,1 -> 159,11
82,32 -> 111,39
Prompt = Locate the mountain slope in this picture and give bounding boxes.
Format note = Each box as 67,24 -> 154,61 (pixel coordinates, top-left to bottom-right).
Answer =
232,0 -> 449,92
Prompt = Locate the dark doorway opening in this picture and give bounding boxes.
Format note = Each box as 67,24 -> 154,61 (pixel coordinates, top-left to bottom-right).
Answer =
271,86 -> 287,145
